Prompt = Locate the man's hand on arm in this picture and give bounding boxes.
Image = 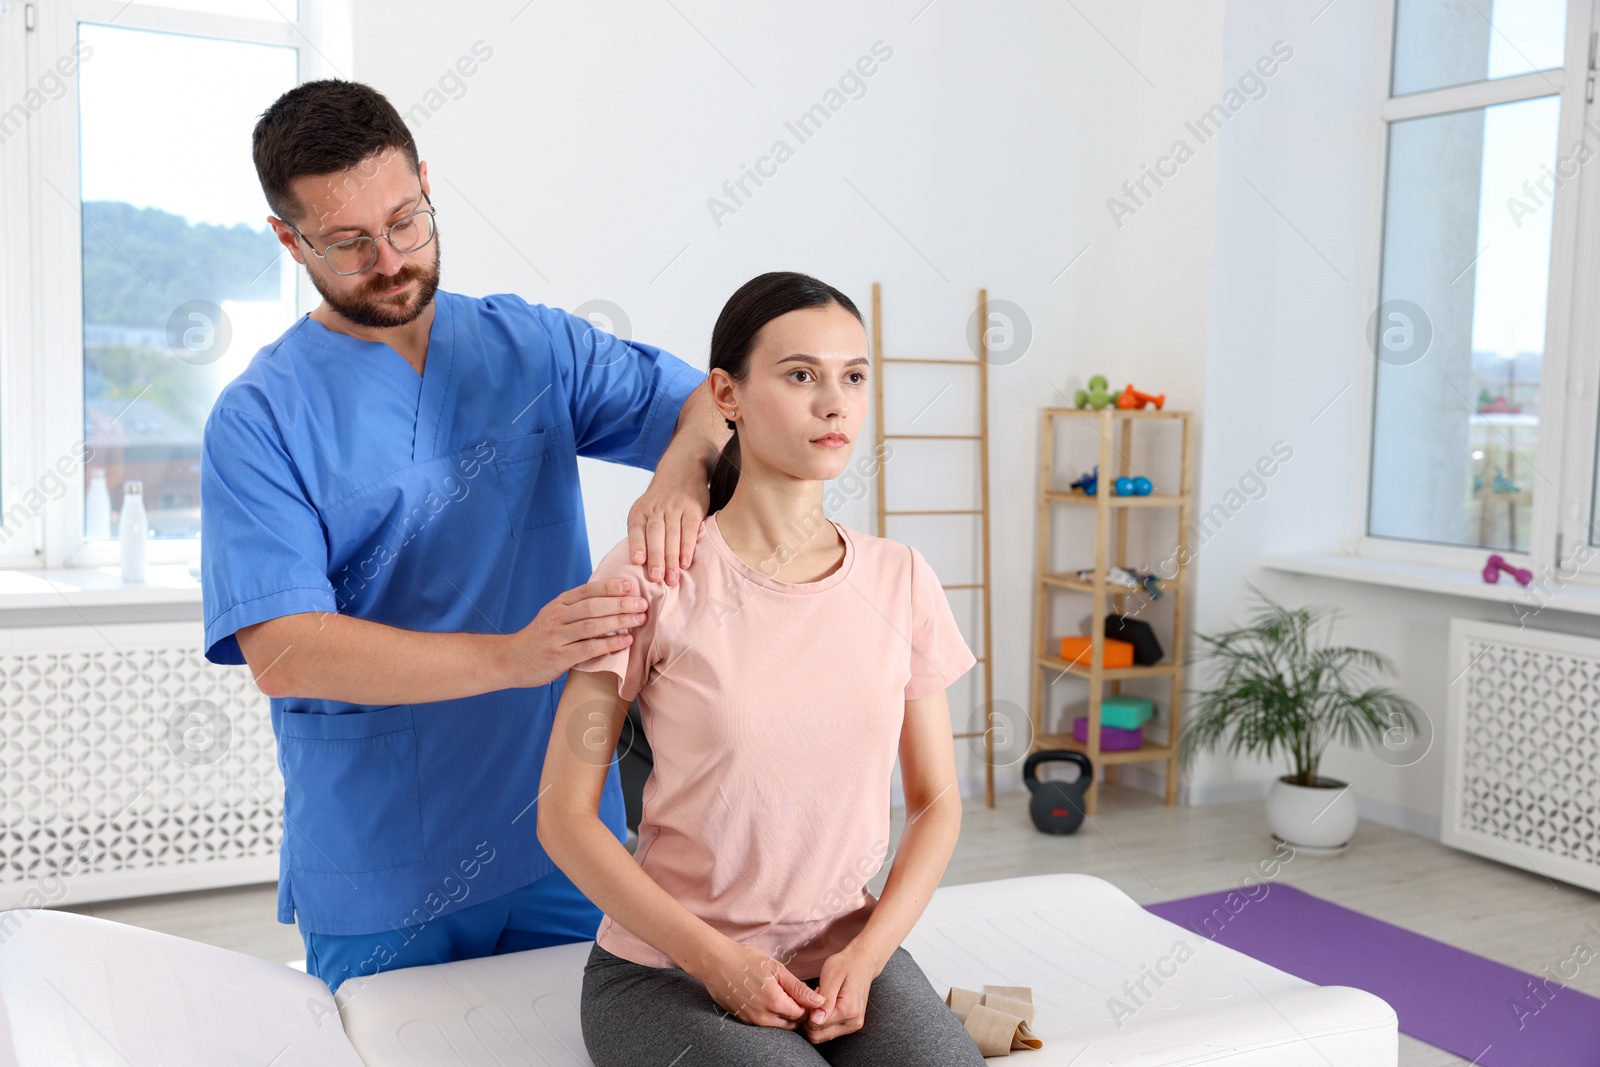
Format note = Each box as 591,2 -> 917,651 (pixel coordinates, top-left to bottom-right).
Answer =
628,381 -> 730,586
235,577 -> 651,703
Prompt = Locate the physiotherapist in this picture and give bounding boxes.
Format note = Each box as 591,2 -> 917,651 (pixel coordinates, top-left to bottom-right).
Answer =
199,79 -> 728,996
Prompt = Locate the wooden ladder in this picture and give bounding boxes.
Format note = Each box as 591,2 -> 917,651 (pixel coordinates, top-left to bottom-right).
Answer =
869,282 -> 998,807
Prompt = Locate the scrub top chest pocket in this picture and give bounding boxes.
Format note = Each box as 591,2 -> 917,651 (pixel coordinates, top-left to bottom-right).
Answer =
492,425 -> 580,535
275,704 -> 425,874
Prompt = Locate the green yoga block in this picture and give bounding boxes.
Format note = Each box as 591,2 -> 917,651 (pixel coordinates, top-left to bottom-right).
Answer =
1100,695 -> 1154,730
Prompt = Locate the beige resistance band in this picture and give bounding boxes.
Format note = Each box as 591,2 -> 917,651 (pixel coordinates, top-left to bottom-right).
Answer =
944,985 -> 1043,1056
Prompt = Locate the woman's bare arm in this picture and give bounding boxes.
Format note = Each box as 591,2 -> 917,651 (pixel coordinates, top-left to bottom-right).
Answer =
538,667 -> 825,1027
537,667 -> 719,967
845,687 -> 965,974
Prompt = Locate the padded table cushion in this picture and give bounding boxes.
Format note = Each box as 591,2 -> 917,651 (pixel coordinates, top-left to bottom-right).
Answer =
900,874 -> 1397,1064
337,873 -> 1395,1065
0,906 -> 359,1066
0,873 -> 1397,1066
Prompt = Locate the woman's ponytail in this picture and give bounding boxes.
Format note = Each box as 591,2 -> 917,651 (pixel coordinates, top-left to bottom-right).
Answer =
708,418 -> 741,516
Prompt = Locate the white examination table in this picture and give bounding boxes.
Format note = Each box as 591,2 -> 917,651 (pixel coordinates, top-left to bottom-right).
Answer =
0,873 -> 1397,1065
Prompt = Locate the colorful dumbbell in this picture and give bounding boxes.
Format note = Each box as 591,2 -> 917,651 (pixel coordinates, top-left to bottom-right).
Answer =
1482,553 -> 1532,587
1116,385 -> 1166,410
1075,375 -> 1125,410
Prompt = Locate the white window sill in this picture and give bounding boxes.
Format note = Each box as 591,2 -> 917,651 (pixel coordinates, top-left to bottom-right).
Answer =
0,565 -> 202,610
1261,552 -> 1600,618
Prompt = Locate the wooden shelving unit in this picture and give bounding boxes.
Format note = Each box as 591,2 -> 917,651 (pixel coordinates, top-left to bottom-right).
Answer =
1028,407 -> 1194,815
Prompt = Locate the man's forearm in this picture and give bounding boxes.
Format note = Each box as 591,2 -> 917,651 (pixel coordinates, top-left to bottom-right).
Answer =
237,611 -> 518,704
660,380 -> 731,479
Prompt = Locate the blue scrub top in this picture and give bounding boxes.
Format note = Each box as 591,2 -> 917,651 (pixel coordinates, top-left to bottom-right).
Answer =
199,289 -> 705,935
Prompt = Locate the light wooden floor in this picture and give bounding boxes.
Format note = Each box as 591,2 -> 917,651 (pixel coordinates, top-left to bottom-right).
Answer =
68,785 -> 1600,1066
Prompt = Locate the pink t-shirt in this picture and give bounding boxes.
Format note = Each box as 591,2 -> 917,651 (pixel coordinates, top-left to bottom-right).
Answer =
569,511 -> 976,980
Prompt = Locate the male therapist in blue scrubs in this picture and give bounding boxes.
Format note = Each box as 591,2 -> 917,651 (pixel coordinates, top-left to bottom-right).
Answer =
199,80 -> 728,997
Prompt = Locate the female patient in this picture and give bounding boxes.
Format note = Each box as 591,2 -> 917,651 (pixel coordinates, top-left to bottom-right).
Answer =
538,271 -> 986,1066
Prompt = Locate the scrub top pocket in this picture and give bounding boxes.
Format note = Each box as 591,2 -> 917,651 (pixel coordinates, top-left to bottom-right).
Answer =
493,426 -> 579,534
276,704 -> 425,874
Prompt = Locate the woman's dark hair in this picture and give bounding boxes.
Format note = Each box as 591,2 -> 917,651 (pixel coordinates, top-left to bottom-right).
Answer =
707,271 -> 864,515
252,79 -> 420,226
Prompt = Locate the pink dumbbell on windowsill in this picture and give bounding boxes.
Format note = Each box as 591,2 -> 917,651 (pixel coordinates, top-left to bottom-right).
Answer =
1482,553 -> 1532,587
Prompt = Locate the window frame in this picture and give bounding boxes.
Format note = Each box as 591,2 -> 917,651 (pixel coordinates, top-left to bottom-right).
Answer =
0,0 -> 343,571
1356,0 -> 1596,580
0,2 -> 46,569
1556,5 -> 1600,578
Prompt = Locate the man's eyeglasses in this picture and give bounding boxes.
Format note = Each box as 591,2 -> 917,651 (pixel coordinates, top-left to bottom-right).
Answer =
288,190 -> 437,276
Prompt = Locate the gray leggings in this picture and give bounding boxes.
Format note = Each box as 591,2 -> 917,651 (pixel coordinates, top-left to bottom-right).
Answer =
580,942 -> 987,1066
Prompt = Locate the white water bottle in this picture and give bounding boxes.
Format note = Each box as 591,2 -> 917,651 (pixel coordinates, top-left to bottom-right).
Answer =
86,468 -> 111,540
119,480 -> 147,583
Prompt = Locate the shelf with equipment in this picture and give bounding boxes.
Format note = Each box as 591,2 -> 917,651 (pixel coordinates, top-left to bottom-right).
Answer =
1028,407 -> 1194,815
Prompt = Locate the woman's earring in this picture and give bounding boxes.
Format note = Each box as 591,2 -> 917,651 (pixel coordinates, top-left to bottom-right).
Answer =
724,411 -> 737,431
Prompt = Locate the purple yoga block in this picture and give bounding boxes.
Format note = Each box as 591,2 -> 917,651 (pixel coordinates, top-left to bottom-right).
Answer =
1072,717 -> 1143,751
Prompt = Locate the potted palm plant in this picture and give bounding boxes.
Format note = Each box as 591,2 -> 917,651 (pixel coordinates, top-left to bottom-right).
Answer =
1178,588 -> 1422,851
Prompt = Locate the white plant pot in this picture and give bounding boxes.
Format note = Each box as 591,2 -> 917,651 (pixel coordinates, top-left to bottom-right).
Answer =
1265,775 -> 1358,851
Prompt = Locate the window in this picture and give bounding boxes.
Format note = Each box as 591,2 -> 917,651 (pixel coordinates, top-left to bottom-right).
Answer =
1391,0 -> 1567,95
1366,0 -> 1575,559
0,1 -> 343,569
78,23 -> 297,542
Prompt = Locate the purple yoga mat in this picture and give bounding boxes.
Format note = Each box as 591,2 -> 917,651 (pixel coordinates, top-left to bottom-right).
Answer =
1146,884 -> 1600,1066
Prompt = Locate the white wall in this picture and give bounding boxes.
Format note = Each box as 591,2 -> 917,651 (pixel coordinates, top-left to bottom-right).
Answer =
1182,0 -> 1392,804
351,0 -> 1232,799
1193,0 -> 1600,837
351,0 -> 1573,831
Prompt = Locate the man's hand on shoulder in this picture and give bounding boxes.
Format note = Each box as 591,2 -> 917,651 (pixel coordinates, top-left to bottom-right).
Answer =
629,378 -> 725,585
628,460 -> 709,586
501,577 -> 651,689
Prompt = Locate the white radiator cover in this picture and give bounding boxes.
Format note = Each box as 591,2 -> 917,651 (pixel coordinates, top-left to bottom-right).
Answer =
0,623 -> 280,906
1444,617 -> 1600,893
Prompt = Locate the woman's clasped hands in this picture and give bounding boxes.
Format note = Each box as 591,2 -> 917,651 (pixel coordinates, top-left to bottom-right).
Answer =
691,937 -> 881,1043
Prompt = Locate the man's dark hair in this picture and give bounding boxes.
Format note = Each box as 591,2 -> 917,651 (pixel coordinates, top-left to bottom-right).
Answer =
252,79 -> 419,227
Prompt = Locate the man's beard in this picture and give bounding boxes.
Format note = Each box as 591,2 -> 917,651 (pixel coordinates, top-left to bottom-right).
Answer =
311,231 -> 442,329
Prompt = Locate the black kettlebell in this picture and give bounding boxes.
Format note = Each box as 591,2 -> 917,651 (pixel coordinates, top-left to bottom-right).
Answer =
1024,750 -> 1094,835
